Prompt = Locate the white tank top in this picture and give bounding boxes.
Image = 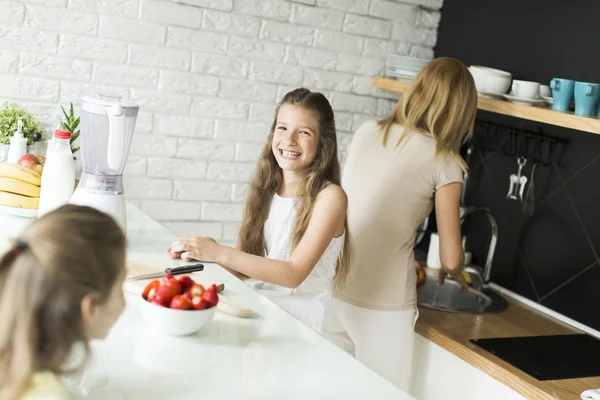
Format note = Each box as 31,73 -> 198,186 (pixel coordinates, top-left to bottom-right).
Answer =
256,193 -> 345,332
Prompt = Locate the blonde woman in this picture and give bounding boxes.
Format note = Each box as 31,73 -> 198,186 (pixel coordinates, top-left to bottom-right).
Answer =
0,205 -> 126,400
322,57 -> 476,389
168,88 -> 350,333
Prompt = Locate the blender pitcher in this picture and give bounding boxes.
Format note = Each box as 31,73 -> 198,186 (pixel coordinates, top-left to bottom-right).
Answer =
70,95 -> 139,230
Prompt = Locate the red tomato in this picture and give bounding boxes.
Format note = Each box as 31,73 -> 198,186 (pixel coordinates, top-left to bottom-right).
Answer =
142,280 -> 160,300
191,296 -> 208,310
201,284 -> 219,307
162,274 -> 182,294
178,275 -> 195,291
170,295 -> 192,310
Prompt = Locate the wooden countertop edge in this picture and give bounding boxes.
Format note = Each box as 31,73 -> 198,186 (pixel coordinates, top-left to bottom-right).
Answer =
415,324 -> 558,400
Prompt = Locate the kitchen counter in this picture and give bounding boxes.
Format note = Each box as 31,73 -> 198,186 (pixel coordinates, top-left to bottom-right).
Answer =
416,299 -> 600,399
0,204 -> 412,400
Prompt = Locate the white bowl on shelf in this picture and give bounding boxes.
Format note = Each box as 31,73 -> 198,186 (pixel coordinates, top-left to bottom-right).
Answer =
469,66 -> 512,95
140,297 -> 216,336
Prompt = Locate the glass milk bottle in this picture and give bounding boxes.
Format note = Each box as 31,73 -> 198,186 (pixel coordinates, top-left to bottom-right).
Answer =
38,130 -> 75,217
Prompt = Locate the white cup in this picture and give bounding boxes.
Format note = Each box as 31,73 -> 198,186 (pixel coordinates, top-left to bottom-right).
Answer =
512,80 -> 541,99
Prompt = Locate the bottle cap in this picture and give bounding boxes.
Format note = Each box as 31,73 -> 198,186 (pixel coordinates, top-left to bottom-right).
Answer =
54,130 -> 72,139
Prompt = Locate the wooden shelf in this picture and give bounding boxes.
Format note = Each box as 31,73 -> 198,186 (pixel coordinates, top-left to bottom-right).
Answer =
373,76 -> 600,135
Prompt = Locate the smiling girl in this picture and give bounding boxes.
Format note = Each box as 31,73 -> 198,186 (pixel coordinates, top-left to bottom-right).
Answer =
168,88 -> 350,332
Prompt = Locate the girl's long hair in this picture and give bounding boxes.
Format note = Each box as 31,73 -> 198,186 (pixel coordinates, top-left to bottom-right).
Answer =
378,57 -> 478,171
0,205 -> 126,400
238,88 -> 350,288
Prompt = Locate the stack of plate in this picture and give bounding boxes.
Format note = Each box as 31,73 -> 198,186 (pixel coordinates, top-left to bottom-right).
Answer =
385,55 -> 428,81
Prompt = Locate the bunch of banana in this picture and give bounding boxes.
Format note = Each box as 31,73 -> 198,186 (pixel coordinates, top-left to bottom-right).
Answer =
0,163 -> 41,209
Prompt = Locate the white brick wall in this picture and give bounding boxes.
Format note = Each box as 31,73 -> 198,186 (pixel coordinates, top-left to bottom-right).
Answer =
1,0 -> 441,241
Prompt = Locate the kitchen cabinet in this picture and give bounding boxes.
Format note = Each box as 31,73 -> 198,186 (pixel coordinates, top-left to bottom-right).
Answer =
411,334 -> 526,400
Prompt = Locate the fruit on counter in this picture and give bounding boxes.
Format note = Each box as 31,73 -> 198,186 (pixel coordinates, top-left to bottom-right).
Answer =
415,261 -> 426,288
201,285 -> 218,307
142,274 -> 219,311
151,284 -> 178,307
170,295 -> 192,310
190,283 -> 205,298
191,296 -> 208,310
0,162 -> 42,209
0,163 -> 41,186
162,274 -> 182,294
0,177 -> 40,198
142,280 -> 160,301
0,191 -> 39,209
17,154 -> 45,174
178,275 -> 195,291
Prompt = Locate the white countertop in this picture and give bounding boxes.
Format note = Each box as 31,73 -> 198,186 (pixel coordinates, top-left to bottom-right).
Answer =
1,204 -> 413,400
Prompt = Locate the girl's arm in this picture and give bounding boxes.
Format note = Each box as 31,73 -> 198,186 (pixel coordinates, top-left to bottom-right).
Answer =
434,182 -> 469,290
168,185 -> 347,288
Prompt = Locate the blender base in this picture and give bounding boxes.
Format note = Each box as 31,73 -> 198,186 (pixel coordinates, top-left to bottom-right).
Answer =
70,189 -> 127,232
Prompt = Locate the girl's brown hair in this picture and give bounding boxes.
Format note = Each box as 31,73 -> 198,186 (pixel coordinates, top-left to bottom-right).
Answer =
0,205 -> 126,400
378,57 -> 478,171
238,88 -> 350,288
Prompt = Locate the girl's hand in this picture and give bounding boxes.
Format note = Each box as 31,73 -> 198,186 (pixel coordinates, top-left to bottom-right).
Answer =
438,267 -> 469,293
167,236 -> 222,263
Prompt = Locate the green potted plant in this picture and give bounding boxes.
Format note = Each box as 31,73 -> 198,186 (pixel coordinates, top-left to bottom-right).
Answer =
58,103 -> 82,185
59,103 -> 80,157
0,102 -> 44,162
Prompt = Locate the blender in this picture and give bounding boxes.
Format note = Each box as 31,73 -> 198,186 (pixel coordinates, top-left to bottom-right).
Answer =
70,95 -> 139,230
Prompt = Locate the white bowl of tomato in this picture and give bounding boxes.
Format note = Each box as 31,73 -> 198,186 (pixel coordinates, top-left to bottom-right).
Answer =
140,274 -> 219,336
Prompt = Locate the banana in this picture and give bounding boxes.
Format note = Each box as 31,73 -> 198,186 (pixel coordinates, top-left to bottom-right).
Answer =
0,191 -> 40,209
0,177 -> 40,198
0,163 -> 41,186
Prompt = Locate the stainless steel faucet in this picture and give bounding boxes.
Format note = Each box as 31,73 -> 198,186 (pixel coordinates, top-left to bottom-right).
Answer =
460,206 -> 498,284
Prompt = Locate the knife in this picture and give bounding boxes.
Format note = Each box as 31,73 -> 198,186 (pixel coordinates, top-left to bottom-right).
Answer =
127,263 -> 204,281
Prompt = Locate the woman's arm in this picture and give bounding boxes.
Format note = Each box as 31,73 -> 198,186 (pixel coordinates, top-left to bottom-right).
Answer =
168,185 -> 347,288
434,182 -> 468,290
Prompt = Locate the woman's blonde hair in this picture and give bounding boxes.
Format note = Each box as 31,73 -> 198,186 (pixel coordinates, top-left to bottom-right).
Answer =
238,88 -> 350,288
0,205 -> 126,400
378,57 -> 477,170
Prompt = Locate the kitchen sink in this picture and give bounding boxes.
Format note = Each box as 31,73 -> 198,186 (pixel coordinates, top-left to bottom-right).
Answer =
417,272 -> 508,314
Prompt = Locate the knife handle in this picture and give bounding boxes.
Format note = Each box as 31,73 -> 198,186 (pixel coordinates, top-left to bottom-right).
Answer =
165,263 -> 204,276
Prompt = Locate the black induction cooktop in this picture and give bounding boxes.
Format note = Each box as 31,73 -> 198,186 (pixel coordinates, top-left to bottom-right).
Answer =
470,334 -> 600,381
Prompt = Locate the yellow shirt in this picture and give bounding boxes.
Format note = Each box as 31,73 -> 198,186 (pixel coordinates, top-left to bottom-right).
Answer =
20,372 -> 69,400
335,121 -> 464,310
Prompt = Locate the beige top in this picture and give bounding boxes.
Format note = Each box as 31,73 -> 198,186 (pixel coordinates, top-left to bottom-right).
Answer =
334,121 -> 464,310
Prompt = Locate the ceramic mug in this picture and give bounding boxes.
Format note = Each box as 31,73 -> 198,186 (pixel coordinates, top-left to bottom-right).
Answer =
597,100 -> 600,118
574,82 -> 600,116
512,80 -> 540,99
550,78 -> 575,112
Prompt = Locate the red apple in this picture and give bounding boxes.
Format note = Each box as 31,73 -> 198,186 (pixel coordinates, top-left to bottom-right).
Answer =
17,154 -> 45,174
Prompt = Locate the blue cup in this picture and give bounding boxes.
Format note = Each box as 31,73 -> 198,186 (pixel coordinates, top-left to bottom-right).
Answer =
574,82 -> 600,116
550,78 -> 575,112
596,100 -> 600,118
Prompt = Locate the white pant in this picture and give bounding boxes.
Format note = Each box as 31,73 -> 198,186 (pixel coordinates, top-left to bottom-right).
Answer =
322,297 -> 418,391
